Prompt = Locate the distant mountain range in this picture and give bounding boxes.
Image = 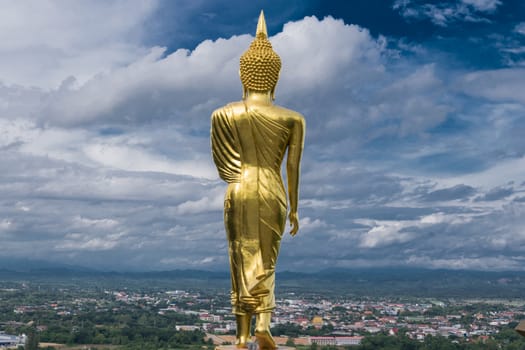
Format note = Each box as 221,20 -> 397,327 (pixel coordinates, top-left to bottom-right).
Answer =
0,257 -> 95,273
0,258 -> 524,298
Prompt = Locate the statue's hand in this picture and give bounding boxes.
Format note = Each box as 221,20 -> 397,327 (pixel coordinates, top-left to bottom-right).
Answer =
289,212 -> 299,236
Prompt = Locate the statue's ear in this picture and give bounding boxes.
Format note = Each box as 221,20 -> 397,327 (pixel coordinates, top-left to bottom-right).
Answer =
239,70 -> 246,99
271,72 -> 280,100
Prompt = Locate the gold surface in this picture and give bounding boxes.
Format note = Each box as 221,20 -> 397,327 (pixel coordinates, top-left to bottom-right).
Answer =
239,11 -> 281,97
210,10 -> 305,350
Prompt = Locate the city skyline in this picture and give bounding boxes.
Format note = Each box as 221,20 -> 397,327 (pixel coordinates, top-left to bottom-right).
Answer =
1,0 -> 525,271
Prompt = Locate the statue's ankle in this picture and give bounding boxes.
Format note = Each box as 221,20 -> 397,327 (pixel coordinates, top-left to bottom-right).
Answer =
254,330 -> 276,349
236,313 -> 252,348
255,312 -> 271,331
235,336 -> 248,348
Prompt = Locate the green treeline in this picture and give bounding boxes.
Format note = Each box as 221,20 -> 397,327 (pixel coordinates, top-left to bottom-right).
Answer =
5,308 -> 211,349
39,310 -> 208,349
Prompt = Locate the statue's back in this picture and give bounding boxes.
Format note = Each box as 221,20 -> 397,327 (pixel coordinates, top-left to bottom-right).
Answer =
229,101 -> 301,171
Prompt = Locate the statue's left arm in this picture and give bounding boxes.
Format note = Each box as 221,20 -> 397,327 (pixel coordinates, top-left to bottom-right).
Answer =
286,115 -> 305,236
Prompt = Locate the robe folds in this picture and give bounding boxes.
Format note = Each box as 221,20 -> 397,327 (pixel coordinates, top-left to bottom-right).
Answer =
211,102 -> 292,315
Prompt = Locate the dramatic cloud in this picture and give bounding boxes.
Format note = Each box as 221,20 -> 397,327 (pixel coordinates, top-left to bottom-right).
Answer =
1,1 -> 525,271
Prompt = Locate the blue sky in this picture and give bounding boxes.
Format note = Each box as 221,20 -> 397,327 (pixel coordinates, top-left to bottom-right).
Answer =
1,0 -> 525,271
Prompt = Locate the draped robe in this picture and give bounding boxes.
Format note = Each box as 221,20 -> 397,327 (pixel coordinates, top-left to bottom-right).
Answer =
211,102 -> 293,315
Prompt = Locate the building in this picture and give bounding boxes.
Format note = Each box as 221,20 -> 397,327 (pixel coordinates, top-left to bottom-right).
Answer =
0,334 -> 25,348
310,336 -> 336,346
310,336 -> 363,346
336,336 -> 364,346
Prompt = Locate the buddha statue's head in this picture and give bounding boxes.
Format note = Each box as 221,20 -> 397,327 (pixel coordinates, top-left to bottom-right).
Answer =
240,11 -> 281,99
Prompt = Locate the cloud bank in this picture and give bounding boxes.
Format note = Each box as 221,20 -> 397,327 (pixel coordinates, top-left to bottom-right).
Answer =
1,2 -> 524,271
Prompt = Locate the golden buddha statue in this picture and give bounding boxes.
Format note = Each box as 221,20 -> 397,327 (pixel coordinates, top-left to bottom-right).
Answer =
210,11 -> 305,350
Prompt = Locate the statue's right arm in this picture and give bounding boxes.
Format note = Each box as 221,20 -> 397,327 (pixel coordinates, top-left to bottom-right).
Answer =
286,115 -> 305,236
210,111 -> 224,170
211,108 -> 241,183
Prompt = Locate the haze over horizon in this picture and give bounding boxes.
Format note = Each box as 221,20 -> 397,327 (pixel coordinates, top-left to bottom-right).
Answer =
1,0 -> 525,272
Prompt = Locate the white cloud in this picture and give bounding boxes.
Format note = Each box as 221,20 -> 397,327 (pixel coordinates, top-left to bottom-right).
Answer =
406,255 -> 523,270
83,142 -> 216,179
274,16 -> 386,91
0,0 -> 158,88
72,216 -> 119,229
0,219 -> 13,231
419,212 -> 473,225
458,69 -> 525,104
160,256 -> 222,267
359,221 -> 415,248
393,0 -> 501,26
516,23 -> 525,36
0,118 -> 216,179
35,34 -> 250,126
357,211 -> 481,249
56,235 -> 123,251
461,0 -> 501,12
447,156 -> 525,189
374,64 -> 450,136
297,217 -> 330,236
175,190 -> 224,215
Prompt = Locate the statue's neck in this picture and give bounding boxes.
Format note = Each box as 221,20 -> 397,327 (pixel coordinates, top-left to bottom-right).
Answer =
244,90 -> 273,106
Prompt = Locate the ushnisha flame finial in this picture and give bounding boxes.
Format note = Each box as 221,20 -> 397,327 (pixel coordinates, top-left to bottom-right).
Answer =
239,10 -> 281,94
256,10 -> 268,38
